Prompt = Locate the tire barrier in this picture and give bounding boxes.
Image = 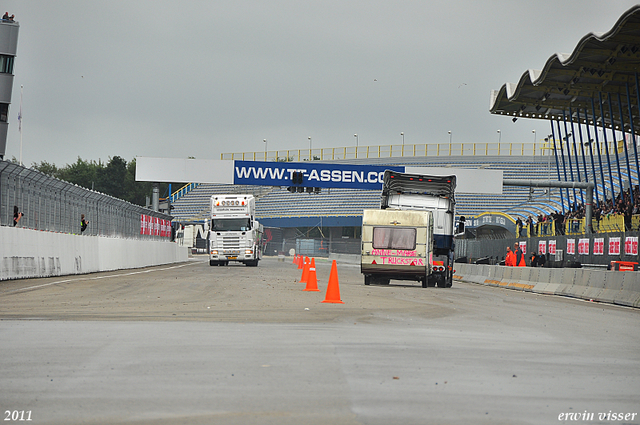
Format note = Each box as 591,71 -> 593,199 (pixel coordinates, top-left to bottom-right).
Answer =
453,263 -> 640,308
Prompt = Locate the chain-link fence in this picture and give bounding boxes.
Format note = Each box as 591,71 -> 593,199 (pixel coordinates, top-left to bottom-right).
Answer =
0,161 -> 172,239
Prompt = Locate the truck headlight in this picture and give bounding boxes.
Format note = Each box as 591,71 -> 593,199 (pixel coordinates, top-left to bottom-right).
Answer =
211,250 -> 218,255
245,249 -> 253,254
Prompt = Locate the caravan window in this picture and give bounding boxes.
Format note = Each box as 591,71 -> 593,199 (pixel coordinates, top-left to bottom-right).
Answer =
372,227 -> 416,250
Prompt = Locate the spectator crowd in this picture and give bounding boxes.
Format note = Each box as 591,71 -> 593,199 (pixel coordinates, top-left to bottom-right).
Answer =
516,185 -> 640,235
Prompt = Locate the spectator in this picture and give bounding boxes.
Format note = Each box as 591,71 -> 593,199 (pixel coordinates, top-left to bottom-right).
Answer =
81,214 -> 89,233
505,247 -> 515,266
13,205 -> 23,227
514,242 -> 526,267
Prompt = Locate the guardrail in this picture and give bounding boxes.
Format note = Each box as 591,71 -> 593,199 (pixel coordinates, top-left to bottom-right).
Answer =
454,263 -> 640,308
170,182 -> 200,203
0,161 -> 172,239
514,215 -> 634,237
221,140 -> 622,161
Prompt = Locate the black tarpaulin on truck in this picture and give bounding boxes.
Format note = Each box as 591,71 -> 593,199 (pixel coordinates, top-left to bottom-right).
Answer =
381,171 -> 457,208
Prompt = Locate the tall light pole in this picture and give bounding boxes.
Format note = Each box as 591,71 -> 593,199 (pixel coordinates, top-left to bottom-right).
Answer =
497,129 -> 501,143
448,130 -> 452,144
308,136 -> 312,160
354,134 -> 358,147
400,132 -> 404,145
263,139 -> 267,160
532,129 -> 536,144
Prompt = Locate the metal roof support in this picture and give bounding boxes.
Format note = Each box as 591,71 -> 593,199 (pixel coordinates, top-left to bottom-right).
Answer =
562,109 -> 584,206
567,108 -> 585,205
625,81 -> 640,189
596,94 -> 616,201
574,108 -> 591,197
503,179 -> 594,234
549,121 -> 566,214
583,107 -> 601,208
553,120 -> 571,208
617,92 -> 634,204
607,94 -> 625,196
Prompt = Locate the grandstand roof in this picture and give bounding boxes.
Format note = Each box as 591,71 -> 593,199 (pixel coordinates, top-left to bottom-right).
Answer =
490,5 -> 640,135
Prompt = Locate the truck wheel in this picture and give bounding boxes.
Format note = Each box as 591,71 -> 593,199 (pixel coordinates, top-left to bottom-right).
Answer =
245,260 -> 259,267
209,260 -> 218,266
364,275 -> 371,285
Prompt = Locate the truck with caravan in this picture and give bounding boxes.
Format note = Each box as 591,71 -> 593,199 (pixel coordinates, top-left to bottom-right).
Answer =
209,194 -> 263,266
361,171 -> 463,288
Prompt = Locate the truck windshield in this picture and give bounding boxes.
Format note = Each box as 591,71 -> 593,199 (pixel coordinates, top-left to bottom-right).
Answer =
372,227 -> 416,250
211,218 -> 251,231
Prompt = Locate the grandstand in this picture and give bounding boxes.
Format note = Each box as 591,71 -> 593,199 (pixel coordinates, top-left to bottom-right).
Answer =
170,142 -> 639,235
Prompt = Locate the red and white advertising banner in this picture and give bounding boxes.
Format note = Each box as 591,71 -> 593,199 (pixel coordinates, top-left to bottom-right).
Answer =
548,240 -> 556,255
140,215 -> 146,235
593,238 -> 605,255
140,215 -> 171,237
538,240 -> 547,255
567,239 -> 576,255
578,238 -> 589,255
609,237 -> 621,256
519,241 -> 527,255
624,236 -> 638,255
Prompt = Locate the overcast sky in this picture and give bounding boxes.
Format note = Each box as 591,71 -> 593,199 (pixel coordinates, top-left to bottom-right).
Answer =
3,1 -> 639,166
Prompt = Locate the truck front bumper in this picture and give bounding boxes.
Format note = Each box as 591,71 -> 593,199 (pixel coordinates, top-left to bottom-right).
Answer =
210,249 -> 255,261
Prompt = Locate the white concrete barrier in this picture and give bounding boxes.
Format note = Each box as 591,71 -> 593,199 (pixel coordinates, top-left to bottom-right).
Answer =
454,263 -> 640,308
1,226 -> 188,281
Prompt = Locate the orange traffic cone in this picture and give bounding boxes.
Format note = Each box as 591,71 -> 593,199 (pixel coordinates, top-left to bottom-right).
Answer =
293,255 -> 298,265
322,260 -> 344,303
304,258 -> 320,291
300,256 -> 310,283
297,255 -> 304,269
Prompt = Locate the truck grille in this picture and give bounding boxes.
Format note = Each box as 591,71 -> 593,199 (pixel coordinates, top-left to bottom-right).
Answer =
222,236 -> 241,250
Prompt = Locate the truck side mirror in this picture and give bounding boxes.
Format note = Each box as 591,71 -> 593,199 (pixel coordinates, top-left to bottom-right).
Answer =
455,216 -> 465,236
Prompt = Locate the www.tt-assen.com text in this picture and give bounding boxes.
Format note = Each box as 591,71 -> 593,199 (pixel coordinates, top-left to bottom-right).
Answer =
235,166 -> 388,185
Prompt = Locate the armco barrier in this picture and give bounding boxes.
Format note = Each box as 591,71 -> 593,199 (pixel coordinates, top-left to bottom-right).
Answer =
454,263 -> 640,308
1,226 -> 188,281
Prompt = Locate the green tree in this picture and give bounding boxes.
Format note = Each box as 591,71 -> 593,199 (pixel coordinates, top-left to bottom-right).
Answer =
98,156 -> 127,198
124,158 -> 152,206
57,157 -> 100,190
31,160 -> 59,177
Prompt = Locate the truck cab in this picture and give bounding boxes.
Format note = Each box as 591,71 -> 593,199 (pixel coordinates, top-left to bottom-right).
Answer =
209,195 -> 263,267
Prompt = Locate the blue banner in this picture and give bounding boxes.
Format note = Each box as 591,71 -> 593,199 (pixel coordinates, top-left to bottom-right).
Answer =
234,161 -> 404,189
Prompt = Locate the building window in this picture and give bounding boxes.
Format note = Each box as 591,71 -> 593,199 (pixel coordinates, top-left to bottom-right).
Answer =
0,55 -> 14,74
0,103 -> 8,122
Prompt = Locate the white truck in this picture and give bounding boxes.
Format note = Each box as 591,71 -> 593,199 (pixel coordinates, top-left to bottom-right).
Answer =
361,171 -> 463,288
209,194 -> 263,267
